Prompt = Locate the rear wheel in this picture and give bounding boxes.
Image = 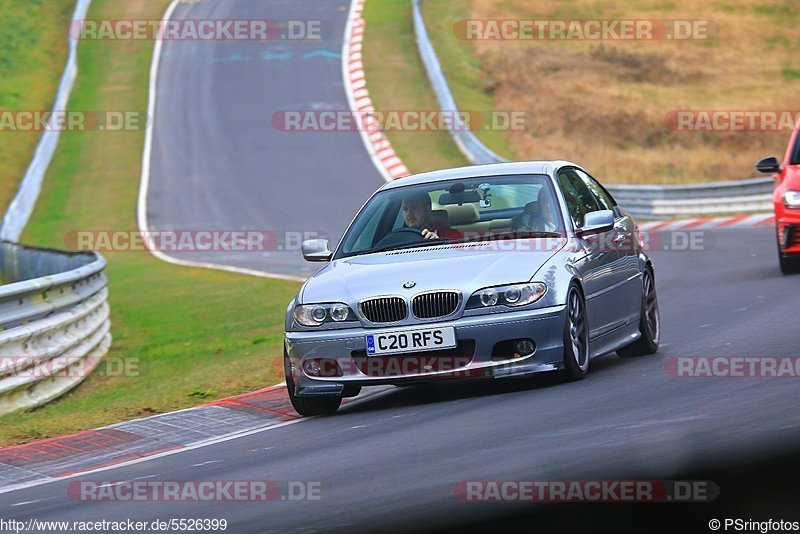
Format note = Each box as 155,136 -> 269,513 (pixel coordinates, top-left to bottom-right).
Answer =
284,348 -> 342,416
617,267 -> 660,358
562,285 -> 589,380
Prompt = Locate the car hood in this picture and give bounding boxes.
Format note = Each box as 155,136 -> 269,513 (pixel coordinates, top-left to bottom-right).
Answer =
300,239 -> 566,304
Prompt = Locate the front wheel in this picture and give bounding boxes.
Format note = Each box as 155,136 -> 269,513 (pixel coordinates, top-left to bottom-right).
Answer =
562,285 -> 589,380
778,238 -> 800,275
617,267 -> 660,358
284,350 -> 342,416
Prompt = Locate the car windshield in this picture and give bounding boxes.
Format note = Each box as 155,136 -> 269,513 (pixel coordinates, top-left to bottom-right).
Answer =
336,174 -> 565,258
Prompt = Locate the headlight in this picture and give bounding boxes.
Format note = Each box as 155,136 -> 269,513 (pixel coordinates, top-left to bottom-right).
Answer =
466,283 -> 546,309
293,303 -> 356,327
783,190 -> 800,209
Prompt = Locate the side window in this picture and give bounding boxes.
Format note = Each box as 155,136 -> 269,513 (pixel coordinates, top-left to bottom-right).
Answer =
575,169 -> 616,213
557,169 -> 601,228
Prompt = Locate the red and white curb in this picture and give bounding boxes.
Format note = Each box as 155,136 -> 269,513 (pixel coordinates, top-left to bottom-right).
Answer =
0,384 -> 390,494
638,213 -> 775,232
0,0 -> 408,496
0,386 -> 298,492
343,0 -> 410,182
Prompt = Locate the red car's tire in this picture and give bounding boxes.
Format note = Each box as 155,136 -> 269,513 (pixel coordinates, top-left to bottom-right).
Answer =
778,235 -> 800,274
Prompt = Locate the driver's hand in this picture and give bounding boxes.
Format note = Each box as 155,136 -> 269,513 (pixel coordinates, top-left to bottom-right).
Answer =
421,228 -> 439,240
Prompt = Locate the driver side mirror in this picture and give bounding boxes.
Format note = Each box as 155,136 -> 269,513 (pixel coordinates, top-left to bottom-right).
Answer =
302,239 -> 332,262
755,156 -> 781,174
577,210 -> 615,236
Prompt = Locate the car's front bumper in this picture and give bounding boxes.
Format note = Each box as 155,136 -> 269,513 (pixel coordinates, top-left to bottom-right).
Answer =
777,214 -> 800,255
285,305 -> 567,395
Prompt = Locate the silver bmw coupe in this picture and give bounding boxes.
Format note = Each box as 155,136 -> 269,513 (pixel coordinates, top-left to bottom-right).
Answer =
284,161 -> 660,415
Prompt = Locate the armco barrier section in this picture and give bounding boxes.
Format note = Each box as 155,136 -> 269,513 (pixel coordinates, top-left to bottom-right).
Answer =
605,178 -> 774,220
412,0 -> 774,220
0,0 -> 93,242
0,242 -> 110,415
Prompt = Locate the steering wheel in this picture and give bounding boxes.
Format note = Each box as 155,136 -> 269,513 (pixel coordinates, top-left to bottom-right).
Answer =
374,227 -> 425,248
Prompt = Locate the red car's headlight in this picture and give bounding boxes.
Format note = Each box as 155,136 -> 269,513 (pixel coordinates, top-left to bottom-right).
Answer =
783,190 -> 800,209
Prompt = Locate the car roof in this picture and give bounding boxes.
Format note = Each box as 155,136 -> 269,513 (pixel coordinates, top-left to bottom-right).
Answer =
377,160 -> 580,191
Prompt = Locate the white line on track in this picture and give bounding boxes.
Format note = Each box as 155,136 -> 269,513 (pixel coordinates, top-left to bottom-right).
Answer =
136,0 -> 305,283
9,500 -> 43,507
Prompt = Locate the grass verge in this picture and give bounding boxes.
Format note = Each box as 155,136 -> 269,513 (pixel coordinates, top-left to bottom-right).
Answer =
420,0 -> 515,159
0,0 -> 76,214
0,0 -> 299,446
362,0 -> 468,173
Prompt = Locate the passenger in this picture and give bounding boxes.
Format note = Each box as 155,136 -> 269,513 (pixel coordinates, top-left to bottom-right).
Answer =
511,188 -> 558,233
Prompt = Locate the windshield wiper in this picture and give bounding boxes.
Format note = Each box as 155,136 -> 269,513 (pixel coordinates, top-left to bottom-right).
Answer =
368,239 -> 449,254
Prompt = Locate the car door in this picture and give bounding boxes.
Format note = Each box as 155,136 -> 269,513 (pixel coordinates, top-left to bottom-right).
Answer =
575,169 -> 641,327
556,168 -> 625,338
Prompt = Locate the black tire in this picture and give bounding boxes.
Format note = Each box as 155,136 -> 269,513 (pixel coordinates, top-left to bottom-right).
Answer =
284,349 -> 342,416
778,236 -> 800,274
617,267 -> 660,358
562,284 -> 590,380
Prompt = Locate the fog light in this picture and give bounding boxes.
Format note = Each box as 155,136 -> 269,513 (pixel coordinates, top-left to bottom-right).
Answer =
303,359 -> 321,376
514,339 -> 535,357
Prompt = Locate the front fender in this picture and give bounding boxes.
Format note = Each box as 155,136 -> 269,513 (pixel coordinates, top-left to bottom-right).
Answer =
285,297 -> 298,332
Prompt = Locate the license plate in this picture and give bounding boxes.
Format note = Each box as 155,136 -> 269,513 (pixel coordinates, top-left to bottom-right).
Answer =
366,326 -> 457,356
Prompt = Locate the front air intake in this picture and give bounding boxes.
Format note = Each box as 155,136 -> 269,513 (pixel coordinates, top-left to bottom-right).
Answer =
360,297 -> 407,323
412,291 -> 460,319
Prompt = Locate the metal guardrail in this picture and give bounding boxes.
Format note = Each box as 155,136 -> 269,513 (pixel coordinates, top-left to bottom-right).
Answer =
0,0 -> 110,415
0,0 -> 93,242
606,178 -> 774,220
411,0 -> 775,220
412,0 -> 504,165
0,241 -> 110,415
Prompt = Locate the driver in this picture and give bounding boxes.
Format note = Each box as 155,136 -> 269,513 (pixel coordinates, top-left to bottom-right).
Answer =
401,191 -> 463,240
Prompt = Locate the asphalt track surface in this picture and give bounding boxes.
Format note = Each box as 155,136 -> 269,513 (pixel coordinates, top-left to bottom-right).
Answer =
4,0 -> 799,531
145,0 -> 384,277
2,230 -> 799,529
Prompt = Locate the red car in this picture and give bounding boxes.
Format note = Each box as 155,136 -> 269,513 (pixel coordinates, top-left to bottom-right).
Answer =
757,123 -> 800,274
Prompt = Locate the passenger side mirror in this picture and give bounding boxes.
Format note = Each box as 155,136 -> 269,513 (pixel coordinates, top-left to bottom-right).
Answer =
755,156 -> 781,174
577,210 -> 615,236
302,239 -> 332,262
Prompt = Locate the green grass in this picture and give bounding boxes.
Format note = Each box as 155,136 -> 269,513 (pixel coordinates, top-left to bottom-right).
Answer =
0,0 -> 299,445
420,0 -> 515,160
782,67 -> 800,81
0,0 -> 76,216
362,0 -> 468,172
